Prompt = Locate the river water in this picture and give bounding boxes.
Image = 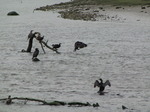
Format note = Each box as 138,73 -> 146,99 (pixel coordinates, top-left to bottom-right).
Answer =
0,0 -> 150,112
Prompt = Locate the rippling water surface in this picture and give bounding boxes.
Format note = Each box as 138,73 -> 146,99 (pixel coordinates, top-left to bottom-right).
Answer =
0,0 -> 150,112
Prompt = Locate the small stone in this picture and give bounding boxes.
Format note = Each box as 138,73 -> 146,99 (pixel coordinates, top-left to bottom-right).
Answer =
122,105 -> 128,110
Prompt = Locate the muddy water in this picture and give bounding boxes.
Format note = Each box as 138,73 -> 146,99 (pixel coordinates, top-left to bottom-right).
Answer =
0,0 -> 150,112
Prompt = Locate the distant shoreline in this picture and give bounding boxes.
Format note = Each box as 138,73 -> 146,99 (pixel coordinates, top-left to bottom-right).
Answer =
35,1 -> 150,21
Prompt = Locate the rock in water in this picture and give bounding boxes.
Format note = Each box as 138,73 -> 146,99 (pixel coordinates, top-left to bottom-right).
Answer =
32,57 -> 40,62
122,105 -> 128,110
7,11 -> 19,16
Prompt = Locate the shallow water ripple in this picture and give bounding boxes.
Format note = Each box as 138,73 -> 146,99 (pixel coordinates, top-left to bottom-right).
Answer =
0,0 -> 150,112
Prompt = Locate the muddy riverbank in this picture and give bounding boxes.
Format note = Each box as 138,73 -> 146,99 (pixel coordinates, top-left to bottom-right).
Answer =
35,1 -> 150,22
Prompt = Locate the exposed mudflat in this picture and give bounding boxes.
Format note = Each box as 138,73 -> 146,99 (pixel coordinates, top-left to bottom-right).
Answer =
36,3 -> 150,22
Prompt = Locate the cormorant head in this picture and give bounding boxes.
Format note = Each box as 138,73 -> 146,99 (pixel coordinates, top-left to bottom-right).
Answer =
8,95 -> 11,99
84,44 -> 87,47
99,78 -> 103,83
21,49 -> 26,52
35,48 -> 39,51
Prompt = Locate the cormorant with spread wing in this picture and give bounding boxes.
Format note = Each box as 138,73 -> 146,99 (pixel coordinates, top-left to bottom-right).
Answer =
74,41 -> 87,51
94,78 -> 111,94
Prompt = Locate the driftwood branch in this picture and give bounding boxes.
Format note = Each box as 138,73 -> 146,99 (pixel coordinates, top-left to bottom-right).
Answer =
0,96 -> 99,107
14,97 -> 48,104
26,36 -> 34,52
34,32 -> 60,54
40,42 -> 46,54
40,40 -> 60,54
22,31 -> 60,54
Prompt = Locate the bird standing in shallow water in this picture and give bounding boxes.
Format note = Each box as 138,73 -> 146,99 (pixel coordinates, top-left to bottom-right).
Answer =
52,43 -> 61,50
94,78 -> 111,95
6,95 -> 12,105
74,41 -> 87,51
32,48 -> 39,59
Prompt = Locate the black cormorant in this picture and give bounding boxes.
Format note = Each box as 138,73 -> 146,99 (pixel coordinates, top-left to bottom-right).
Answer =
32,48 -> 39,59
6,95 -> 12,105
36,36 -> 44,41
74,41 -> 87,51
52,43 -> 61,49
94,78 -> 111,94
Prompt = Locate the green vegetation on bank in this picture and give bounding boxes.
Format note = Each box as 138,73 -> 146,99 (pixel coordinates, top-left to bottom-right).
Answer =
73,0 -> 150,5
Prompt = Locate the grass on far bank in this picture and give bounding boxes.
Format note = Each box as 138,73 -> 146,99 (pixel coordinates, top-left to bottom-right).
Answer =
73,0 -> 150,5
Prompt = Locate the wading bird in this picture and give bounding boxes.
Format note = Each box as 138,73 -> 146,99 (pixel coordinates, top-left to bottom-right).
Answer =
32,48 -> 39,59
32,48 -> 40,61
52,43 -> 61,50
6,95 -> 12,105
74,41 -> 87,51
94,78 -> 111,95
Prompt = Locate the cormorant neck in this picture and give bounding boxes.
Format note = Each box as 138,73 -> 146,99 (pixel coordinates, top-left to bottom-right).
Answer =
99,79 -> 103,83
